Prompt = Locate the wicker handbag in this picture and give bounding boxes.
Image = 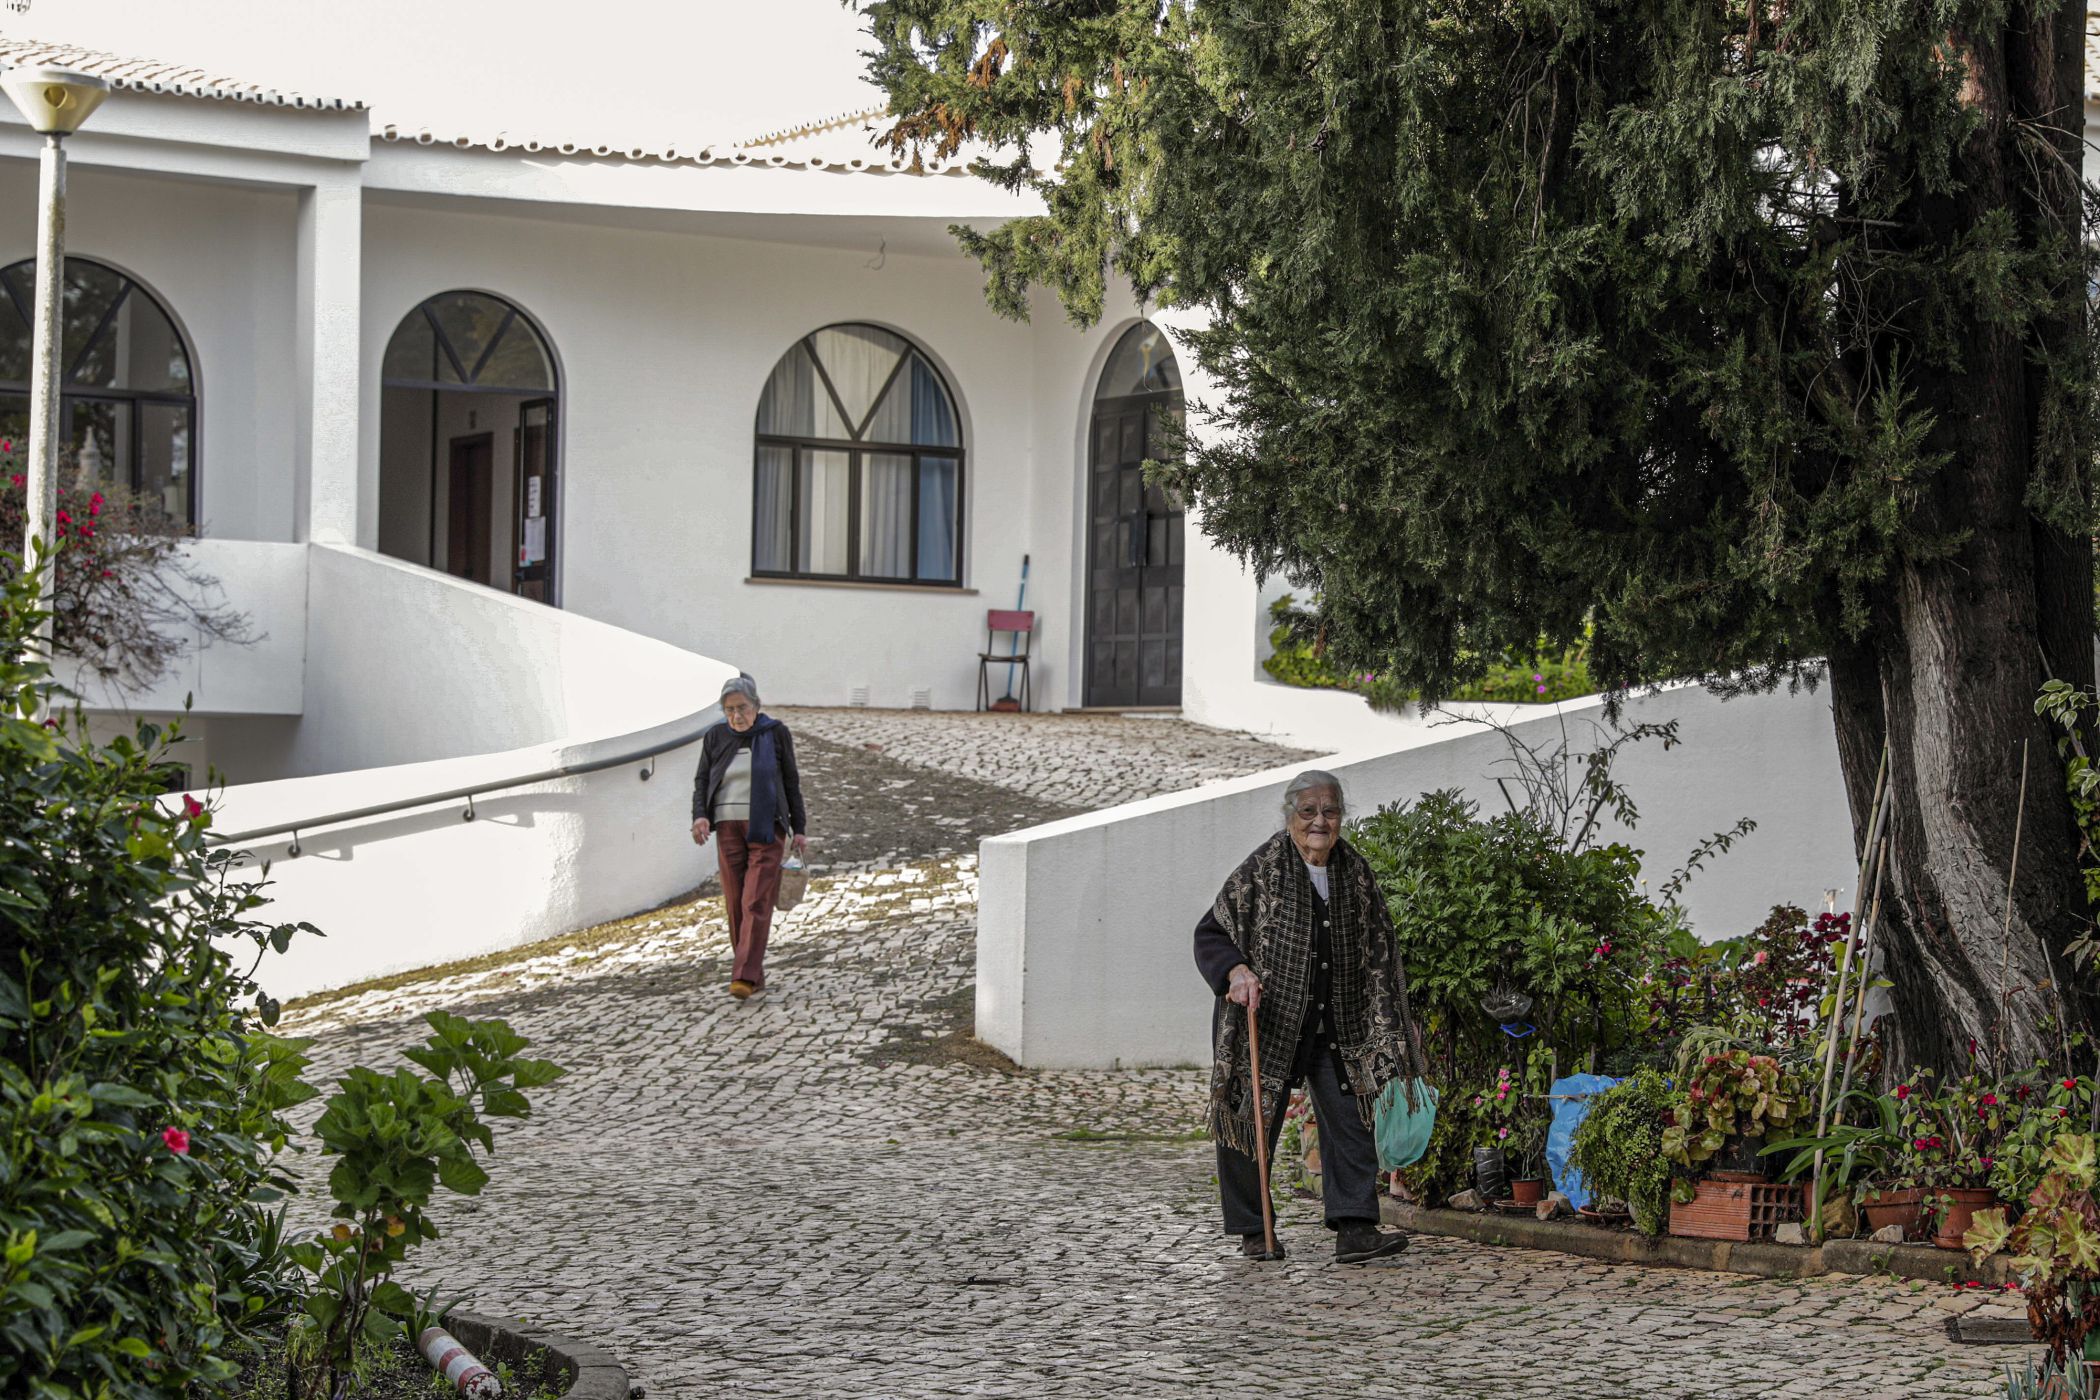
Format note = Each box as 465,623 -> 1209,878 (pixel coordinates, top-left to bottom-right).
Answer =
774,853 -> 808,912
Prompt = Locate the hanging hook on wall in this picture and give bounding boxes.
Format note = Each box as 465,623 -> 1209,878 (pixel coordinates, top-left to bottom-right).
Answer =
287,828 -> 302,859
462,793 -> 477,823
639,754 -> 656,782
865,237 -> 887,272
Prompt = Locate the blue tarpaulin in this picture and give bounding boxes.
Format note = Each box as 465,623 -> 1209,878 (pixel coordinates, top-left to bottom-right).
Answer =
1545,1074 -> 1620,1210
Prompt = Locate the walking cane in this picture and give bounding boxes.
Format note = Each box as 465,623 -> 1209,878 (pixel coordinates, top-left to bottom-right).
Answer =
1246,1000 -> 1280,1260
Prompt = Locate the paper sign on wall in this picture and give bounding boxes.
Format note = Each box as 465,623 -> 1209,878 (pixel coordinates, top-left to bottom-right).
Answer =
525,475 -> 542,519
521,517 -> 547,565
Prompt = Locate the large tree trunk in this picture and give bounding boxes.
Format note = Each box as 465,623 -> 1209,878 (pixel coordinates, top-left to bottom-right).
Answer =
1822,6 -> 2095,1077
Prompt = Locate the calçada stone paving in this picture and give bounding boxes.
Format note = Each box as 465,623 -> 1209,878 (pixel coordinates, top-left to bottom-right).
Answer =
284,714 -> 2017,1398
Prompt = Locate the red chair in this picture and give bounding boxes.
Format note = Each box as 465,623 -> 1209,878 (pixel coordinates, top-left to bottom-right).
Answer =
977,610 -> 1036,712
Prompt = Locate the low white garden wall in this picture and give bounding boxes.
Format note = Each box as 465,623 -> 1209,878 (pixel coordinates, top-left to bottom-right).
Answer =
205,544 -> 736,999
977,684 -> 1852,1070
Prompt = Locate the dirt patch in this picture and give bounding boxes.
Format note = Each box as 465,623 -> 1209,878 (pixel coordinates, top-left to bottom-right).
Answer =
864,984 -> 1024,1076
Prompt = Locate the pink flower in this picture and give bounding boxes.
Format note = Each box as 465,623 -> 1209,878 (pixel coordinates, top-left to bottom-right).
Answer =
1752,950 -> 1769,966
2,438 -> 13,452
179,794 -> 205,821
1536,684 -> 1547,694
1497,1126 -> 1510,1140
162,1127 -> 190,1155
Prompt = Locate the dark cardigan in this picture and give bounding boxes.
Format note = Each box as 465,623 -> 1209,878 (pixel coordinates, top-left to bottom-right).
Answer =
690,718 -> 807,839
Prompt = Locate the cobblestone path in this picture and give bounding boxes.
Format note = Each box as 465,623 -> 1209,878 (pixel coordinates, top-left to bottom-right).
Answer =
780,707 -> 1317,810
290,855 -> 2011,1400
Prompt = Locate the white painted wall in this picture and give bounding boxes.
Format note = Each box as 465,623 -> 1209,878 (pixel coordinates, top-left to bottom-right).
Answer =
0,161 -> 301,543
202,544 -> 736,999
977,683 -> 1851,1069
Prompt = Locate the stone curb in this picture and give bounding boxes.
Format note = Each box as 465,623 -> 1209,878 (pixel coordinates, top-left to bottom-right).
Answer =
1381,1201 -> 2016,1287
447,1310 -> 635,1400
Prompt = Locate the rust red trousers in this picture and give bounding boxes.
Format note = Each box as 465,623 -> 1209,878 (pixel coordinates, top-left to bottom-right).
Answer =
714,820 -> 783,987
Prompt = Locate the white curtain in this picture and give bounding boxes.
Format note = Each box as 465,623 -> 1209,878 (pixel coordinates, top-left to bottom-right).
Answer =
811,326 -> 905,435
798,449 -> 850,574
861,452 -> 913,577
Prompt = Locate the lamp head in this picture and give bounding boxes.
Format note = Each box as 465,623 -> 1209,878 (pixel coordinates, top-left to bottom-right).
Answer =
0,67 -> 110,136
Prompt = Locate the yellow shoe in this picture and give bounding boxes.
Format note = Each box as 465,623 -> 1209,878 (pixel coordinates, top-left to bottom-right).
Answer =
730,980 -> 756,1000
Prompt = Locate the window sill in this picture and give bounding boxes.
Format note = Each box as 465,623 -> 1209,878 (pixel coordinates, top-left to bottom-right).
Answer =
743,576 -> 978,596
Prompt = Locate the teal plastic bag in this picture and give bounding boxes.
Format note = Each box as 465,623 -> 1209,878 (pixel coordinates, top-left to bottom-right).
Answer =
1374,1077 -> 1440,1171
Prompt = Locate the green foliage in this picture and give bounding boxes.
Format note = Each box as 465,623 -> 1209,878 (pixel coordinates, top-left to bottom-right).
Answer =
1263,595 -> 1595,703
1353,790 -> 1674,1078
858,0 -> 2098,703
1660,1049 -> 1803,1172
1967,1134 -> 2100,1371
0,558 -> 319,1397
285,1012 -> 566,1400
1569,1069 -> 1679,1236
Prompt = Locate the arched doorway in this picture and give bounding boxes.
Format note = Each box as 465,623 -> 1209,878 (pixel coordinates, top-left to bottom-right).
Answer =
377,291 -> 559,602
0,257 -> 197,524
1084,321 -> 1184,708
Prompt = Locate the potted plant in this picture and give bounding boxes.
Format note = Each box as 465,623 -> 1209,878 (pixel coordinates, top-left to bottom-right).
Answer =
1895,1061 -> 2014,1249
1662,1048 -> 1803,1182
1568,1067 -> 1679,1235
1475,1051 -> 1555,1202
1762,1086 -> 1908,1238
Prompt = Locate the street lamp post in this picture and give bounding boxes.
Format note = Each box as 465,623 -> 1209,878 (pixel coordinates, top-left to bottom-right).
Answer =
0,66 -> 107,668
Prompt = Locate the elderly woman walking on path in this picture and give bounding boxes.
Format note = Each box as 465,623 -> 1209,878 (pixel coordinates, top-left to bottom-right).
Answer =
691,675 -> 808,1000
1194,770 -> 1427,1263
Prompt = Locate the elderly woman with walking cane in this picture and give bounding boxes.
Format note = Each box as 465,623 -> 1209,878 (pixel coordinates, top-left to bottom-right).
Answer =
691,675 -> 808,1001
1194,770 -> 1427,1262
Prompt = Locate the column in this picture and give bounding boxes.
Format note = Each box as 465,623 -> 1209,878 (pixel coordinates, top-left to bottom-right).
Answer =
294,173 -> 363,545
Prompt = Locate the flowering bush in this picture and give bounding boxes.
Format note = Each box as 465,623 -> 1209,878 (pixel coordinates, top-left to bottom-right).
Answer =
1889,1057 -> 2017,1192
0,559 -> 317,1396
0,441 -> 249,690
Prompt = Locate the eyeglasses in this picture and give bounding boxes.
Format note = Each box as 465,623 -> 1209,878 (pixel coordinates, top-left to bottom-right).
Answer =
723,701 -> 755,717
1291,805 -> 1343,822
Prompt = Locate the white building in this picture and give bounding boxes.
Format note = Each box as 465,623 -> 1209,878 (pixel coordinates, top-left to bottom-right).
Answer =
0,19 -> 1923,1039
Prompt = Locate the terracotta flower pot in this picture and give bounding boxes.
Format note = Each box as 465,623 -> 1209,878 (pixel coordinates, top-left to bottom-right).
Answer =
1931,1187 -> 2000,1251
1511,1177 -> 1547,1205
1859,1187 -> 1927,1240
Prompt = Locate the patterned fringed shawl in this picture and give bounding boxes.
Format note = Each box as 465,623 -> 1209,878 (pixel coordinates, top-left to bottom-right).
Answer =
1207,831 -> 1427,1159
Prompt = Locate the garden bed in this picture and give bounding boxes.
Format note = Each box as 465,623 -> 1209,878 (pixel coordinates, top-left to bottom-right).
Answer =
233,1312 -> 631,1400
1380,1201 -> 2017,1287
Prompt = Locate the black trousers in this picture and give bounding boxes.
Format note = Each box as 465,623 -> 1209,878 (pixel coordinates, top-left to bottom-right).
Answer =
1216,1043 -> 1381,1235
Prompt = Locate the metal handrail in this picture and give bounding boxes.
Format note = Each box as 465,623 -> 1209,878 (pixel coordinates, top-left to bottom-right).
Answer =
206,711 -> 718,856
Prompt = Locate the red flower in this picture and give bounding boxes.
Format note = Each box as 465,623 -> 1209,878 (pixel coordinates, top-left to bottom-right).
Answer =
179,794 -> 205,821
2065,1079 -> 2080,1092
1981,1094 -> 1998,1108
2017,1084 -> 2032,1101
162,1127 -> 190,1155
1894,1084 -> 1911,1101
1981,1156 -> 1995,1170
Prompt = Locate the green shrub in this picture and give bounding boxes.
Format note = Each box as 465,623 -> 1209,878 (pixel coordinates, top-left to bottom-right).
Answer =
0,561 -> 319,1396
1568,1069 -> 1679,1235
1262,594 -> 1595,703
287,1012 -> 565,1400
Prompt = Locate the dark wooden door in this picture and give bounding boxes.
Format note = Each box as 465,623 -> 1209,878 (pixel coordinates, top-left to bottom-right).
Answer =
1084,393 -> 1185,707
446,432 -> 493,584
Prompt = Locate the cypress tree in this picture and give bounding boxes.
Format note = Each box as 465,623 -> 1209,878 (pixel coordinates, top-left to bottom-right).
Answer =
860,0 -> 2100,1068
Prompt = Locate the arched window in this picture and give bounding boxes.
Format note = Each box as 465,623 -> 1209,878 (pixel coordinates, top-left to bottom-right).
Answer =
0,257 -> 197,523
377,291 -> 561,603
753,324 -> 963,585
